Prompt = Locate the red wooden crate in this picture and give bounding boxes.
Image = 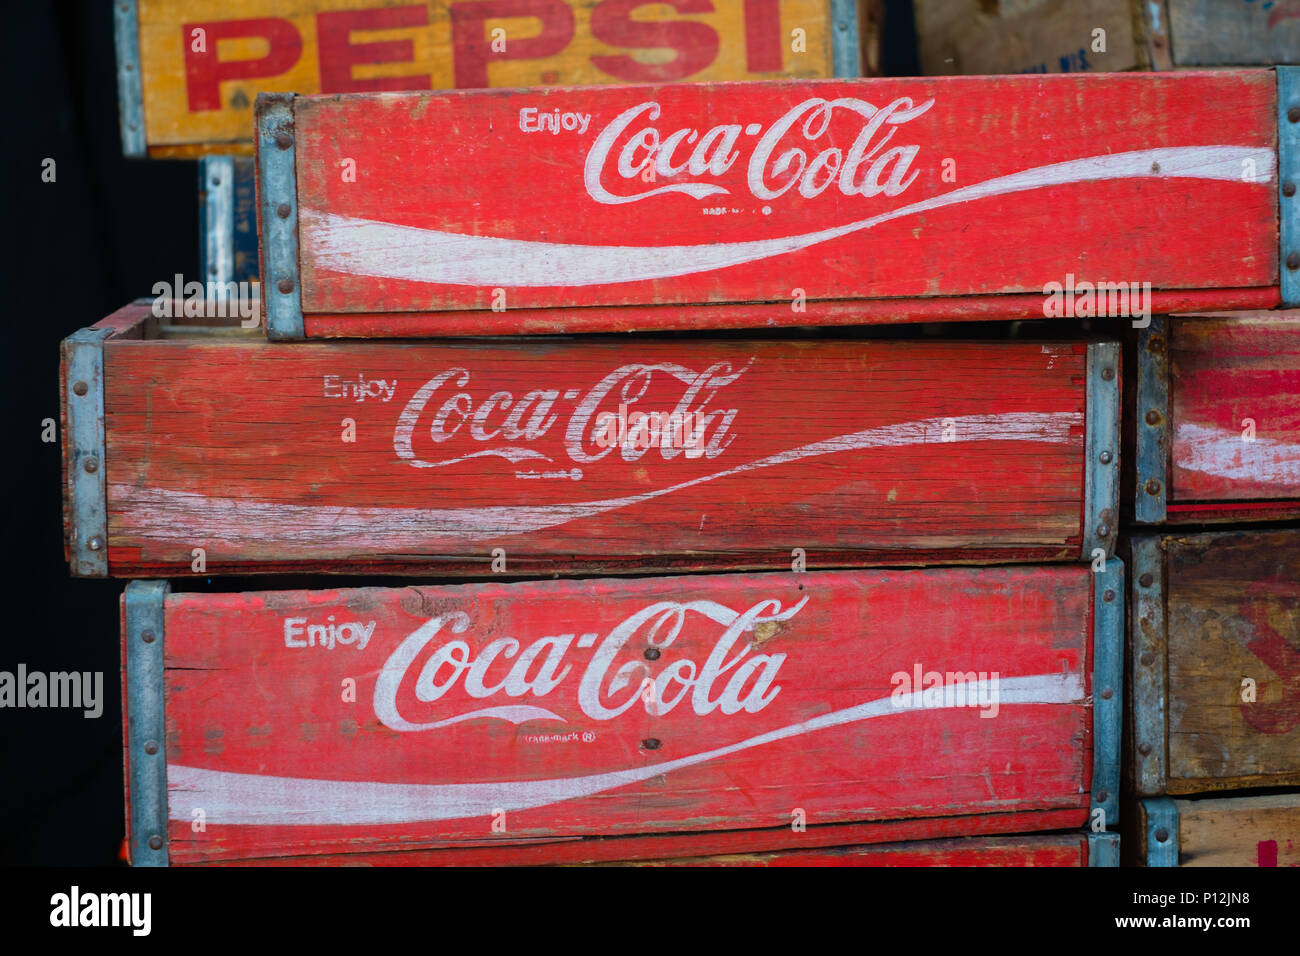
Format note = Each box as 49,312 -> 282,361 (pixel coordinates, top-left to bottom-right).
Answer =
63,302 -> 1119,578
1132,312 -> 1300,524
121,562 -> 1122,865
253,71 -> 1281,339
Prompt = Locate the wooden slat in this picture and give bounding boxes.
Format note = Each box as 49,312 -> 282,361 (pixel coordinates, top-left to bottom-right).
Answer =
1168,0 -> 1300,67
1175,794 -> 1300,867
133,0 -> 845,155
85,314 -> 1103,576
1167,312 -> 1300,515
132,565 -> 1095,864
276,71 -> 1278,335
1164,531 -> 1300,794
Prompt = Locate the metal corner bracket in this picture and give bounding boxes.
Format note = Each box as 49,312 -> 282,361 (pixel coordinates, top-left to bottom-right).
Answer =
1143,797 -> 1179,867
200,156 -> 236,286
257,93 -> 304,340
1279,67 -> 1300,307
1134,314 -> 1169,524
1130,536 -> 1167,796
829,0 -> 862,78
113,0 -> 146,157
125,580 -> 171,867
1088,831 -> 1120,867
1082,341 -> 1120,559
65,328 -> 111,577
1092,555 -> 1123,831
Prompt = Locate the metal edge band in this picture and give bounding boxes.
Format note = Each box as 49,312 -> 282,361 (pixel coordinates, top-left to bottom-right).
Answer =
257,94 -> 304,340
200,157 -> 235,287
1088,831 -> 1120,868
65,329 -> 111,577
113,0 -> 145,157
1092,556 -> 1123,830
1137,0 -> 1174,71
1143,797 -> 1179,867
1082,341 -> 1120,559
125,580 -> 170,867
830,0 -> 862,78
1280,67 -> 1300,306
1134,314 -> 1169,524
1130,536 -> 1167,796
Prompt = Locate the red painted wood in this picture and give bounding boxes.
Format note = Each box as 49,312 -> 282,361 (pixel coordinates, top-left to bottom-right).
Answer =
1169,312 -> 1300,517
228,829 -> 1090,867
301,287 -> 1283,338
134,565 -> 1095,864
87,308 -> 1097,576
280,71 -> 1278,335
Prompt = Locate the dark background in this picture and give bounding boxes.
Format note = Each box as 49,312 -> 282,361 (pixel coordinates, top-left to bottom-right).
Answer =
0,1 -> 919,866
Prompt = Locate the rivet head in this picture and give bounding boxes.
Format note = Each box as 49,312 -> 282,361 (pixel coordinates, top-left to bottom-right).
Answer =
1100,687 -> 1113,700
1103,589 -> 1116,603
275,131 -> 293,150
1145,478 -> 1163,496
1140,651 -> 1155,667
1154,827 -> 1169,843
1144,409 -> 1162,426
642,738 -> 661,750
1286,182 -> 1297,198
148,836 -> 163,851
144,741 -> 158,755
1139,572 -> 1154,588
1096,524 -> 1111,539
141,628 -> 155,644
1290,105 -> 1300,123
277,278 -> 295,294
1096,789 -> 1109,802
87,535 -> 104,552
210,176 -> 221,187
1139,742 -> 1153,756
1099,451 -> 1113,465
1289,252 -> 1300,272
644,647 -> 661,661
83,457 -> 99,473
277,203 -> 292,219
1100,367 -> 1115,382
72,380 -> 88,396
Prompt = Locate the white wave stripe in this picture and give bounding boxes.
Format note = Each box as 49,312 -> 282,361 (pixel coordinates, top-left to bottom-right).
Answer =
167,671 -> 1084,826
1174,421 -> 1300,487
116,411 -> 1080,545
305,146 -> 1273,287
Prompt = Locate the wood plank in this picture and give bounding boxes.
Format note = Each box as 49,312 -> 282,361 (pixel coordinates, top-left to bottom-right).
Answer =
276,71 -> 1278,335
1168,312 -> 1300,512
1175,795 -> 1300,867
129,565 -> 1096,864
1168,0 -> 1300,67
1165,531 -> 1300,793
133,0 -> 844,155
84,313 -> 1106,576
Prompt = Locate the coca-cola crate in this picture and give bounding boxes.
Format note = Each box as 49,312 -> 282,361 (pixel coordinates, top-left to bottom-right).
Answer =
120,561 -> 1122,865
1130,312 -> 1300,525
914,0 -> 1300,76
1137,794 -> 1300,867
1128,530 -> 1300,797
115,0 -> 876,158
253,70 -> 1283,339
61,302 -> 1120,578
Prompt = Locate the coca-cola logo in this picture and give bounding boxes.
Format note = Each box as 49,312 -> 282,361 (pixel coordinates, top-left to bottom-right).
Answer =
372,595 -> 808,732
392,359 -> 751,471
584,96 -> 935,205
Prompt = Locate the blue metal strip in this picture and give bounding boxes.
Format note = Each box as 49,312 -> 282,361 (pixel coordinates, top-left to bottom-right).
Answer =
257,94 -> 304,340
232,156 -> 260,283
1279,67 -> 1300,306
1083,341 -> 1120,559
1130,536 -> 1167,797
830,0 -> 862,78
1134,314 -> 1169,524
65,328 -> 111,577
200,157 -> 235,287
125,580 -> 170,867
1092,556 -> 1123,831
1088,831 -> 1120,868
1144,798 -> 1179,867
113,0 -> 145,157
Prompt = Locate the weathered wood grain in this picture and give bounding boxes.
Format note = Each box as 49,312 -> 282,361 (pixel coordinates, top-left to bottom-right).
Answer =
274,71 -> 1278,335
1167,312 -> 1300,517
132,0 -> 847,156
127,565 -> 1096,864
1140,794 -> 1300,866
75,303 -> 1108,576
1168,0 -> 1300,67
